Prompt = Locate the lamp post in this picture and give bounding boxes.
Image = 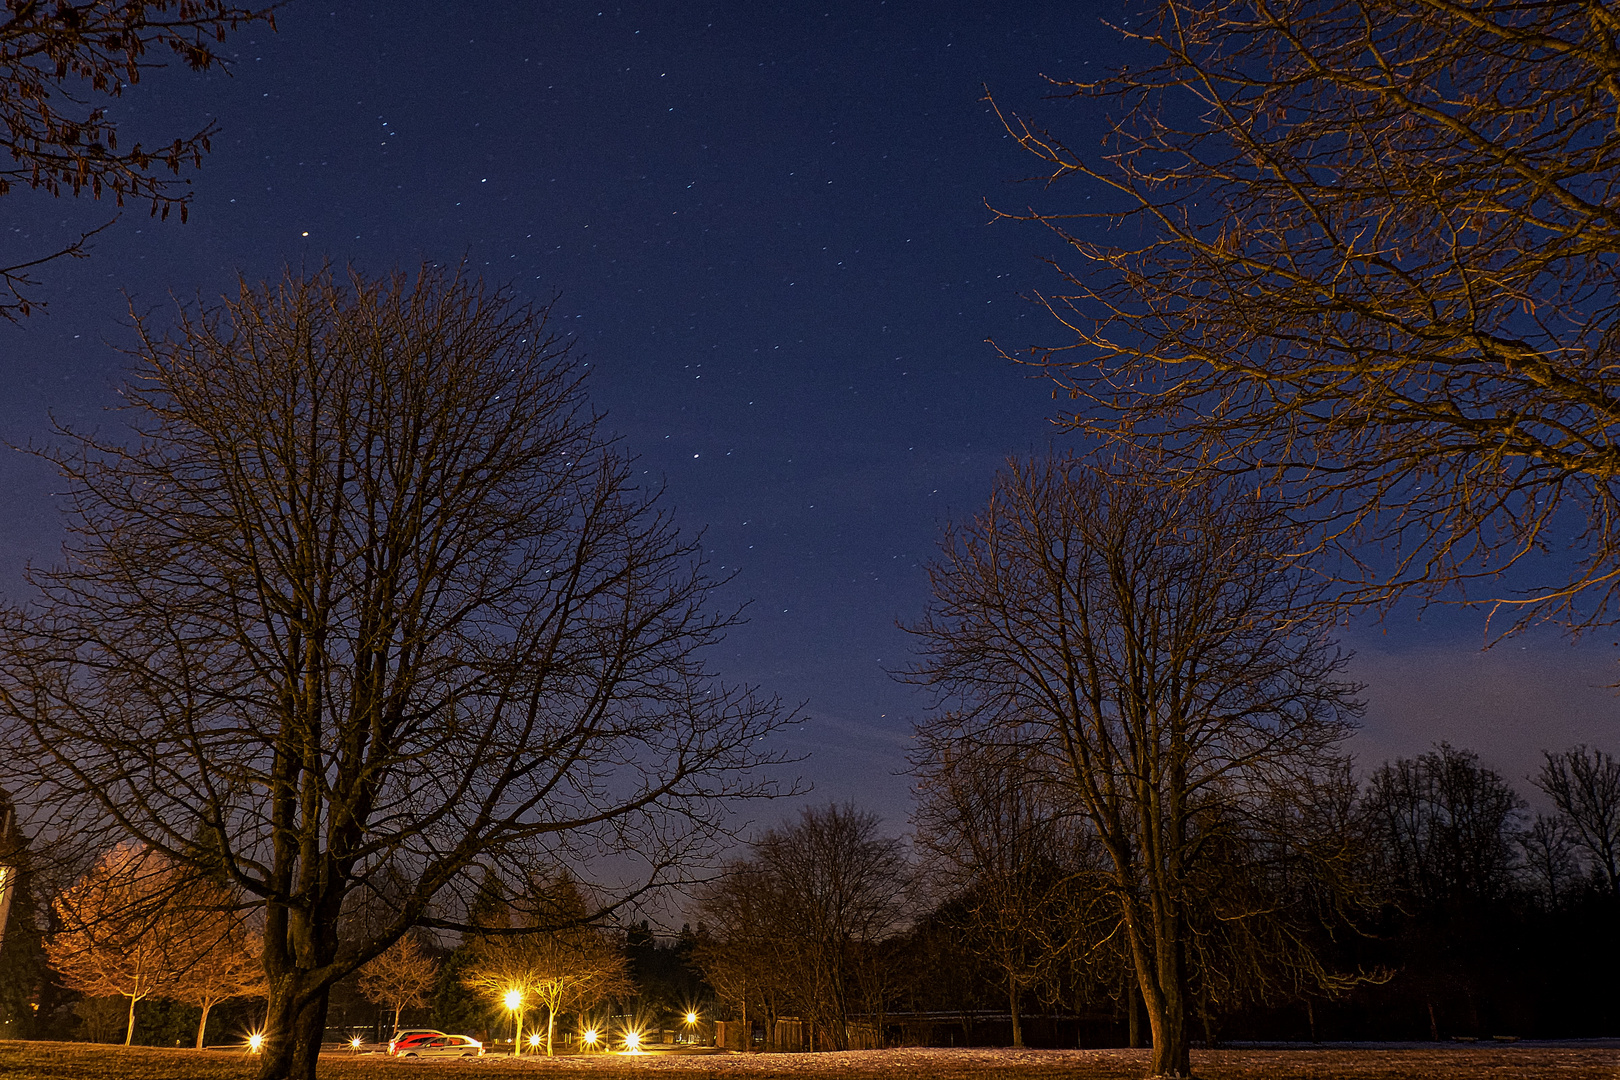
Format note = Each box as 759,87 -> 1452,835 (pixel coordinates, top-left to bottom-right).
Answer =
504,989 -> 523,1058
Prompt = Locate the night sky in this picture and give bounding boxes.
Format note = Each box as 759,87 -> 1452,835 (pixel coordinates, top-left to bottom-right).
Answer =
0,1 -> 1612,834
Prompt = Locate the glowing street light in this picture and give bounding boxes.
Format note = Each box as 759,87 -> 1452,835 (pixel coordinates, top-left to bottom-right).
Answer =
623,1029 -> 642,1053
350,1036 -> 363,1051
685,1011 -> 699,1026
529,1033 -> 541,1048
504,988 -> 524,1057
246,1032 -> 265,1054
581,1027 -> 600,1052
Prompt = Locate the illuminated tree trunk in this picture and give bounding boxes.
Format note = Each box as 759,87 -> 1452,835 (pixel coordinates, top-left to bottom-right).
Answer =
123,986 -> 138,1046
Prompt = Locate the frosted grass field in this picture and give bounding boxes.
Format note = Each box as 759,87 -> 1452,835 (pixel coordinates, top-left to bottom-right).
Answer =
3,1041 -> 1618,1080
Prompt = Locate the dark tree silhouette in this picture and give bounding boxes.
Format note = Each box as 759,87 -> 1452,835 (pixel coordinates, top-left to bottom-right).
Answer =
1536,745 -> 1620,895
911,737 -> 1079,1047
907,455 -> 1361,1078
696,804 -> 909,1051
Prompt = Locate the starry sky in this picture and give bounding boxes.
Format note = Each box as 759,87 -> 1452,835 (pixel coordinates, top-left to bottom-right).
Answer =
0,1 -> 1613,835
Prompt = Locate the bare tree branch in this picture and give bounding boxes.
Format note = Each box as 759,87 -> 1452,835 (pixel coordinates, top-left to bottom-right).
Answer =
995,0 -> 1620,631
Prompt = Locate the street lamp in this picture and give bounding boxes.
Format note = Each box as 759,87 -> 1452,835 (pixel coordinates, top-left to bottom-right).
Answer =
503,988 -> 523,1057
581,1027 -> 600,1053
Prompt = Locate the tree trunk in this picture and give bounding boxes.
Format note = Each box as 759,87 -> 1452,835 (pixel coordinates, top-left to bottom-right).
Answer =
513,1009 -> 523,1057
255,976 -> 331,1080
392,1003 -> 402,1038
123,993 -> 137,1046
1009,976 -> 1023,1048
289,986 -> 329,1079
1127,979 -> 1141,1049
1143,988 -> 1189,1079
1129,910 -> 1190,1079
195,1000 -> 213,1049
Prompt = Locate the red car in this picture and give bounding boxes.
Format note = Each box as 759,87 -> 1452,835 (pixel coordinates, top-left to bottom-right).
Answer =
394,1034 -> 484,1058
387,1029 -> 445,1055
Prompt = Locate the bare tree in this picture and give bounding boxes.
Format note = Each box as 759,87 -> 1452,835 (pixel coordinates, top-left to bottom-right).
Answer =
1363,744 -> 1527,908
0,263 -> 790,1080
357,935 -> 436,1040
169,878 -> 267,1048
912,736 -> 1078,1047
696,805 -> 910,1051
906,455 -> 1361,1078
45,843 -> 188,1046
995,0 -> 1620,627
691,859 -> 796,1045
1520,813 -> 1580,911
0,1 -> 275,318
460,874 -> 630,1056
1536,745 -> 1620,895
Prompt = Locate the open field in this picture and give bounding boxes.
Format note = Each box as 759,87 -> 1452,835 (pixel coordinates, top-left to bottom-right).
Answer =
1,1041 -> 1618,1080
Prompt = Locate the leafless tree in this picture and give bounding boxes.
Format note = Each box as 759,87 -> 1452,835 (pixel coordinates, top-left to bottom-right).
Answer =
906,455 -> 1361,1078
695,804 -> 910,1051
357,935 -> 435,1040
45,843 -> 188,1045
460,874 -> 630,1055
1520,813 -> 1580,911
994,0 -> 1620,629
911,736 -> 1080,1046
168,878 -> 267,1048
0,263 -> 791,1080
1363,744 -> 1527,908
0,1 -> 275,318
691,858 -> 795,1045
1535,745 -> 1620,895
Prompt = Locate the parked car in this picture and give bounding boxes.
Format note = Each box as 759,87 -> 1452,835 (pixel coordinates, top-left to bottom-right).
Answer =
387,1029 -> 446,1055
395,1034 -> 485,1058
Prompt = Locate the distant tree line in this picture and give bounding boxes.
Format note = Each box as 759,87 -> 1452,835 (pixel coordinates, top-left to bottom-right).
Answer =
683,746 -> 1619,1053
